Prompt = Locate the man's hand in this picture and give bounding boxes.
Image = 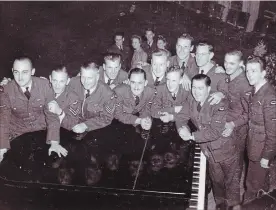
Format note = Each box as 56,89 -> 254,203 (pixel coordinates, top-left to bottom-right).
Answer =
175,106 -> 183,113
260,158 -> 270,169
160,112 -> 174,123
0,148 -> 7,163
72,123 -> 88,134
48,141 -> 68,157
178,126 -> 191,141
0,77 -> 11,86
141,117 -> 152,130
215,65 -> 226,73
208,92 -> 225,105
222,121 -> 235,137
48,100 -> 62,115
182,74 -> 191,91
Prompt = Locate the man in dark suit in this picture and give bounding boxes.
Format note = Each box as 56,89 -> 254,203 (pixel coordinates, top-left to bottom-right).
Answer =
142,28 -> 158,64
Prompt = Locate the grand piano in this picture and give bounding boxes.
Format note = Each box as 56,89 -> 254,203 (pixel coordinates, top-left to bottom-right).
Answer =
0,121 -> 207,210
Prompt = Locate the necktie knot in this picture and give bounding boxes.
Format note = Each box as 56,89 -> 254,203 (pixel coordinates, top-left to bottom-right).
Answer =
200,69 -> 204,74
24,87 -> 31,100
85,89 -> 90,99
172,93 -> 176,100
197,103 -> 202,112
135,96 -> 140,106
181,62 -> 185,70
107,79 -> 112,85
154,77 -> 160,86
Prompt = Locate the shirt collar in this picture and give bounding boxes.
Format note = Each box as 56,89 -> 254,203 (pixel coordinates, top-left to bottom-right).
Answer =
152,71 -> 164,82
104,72 -> 112,84
21,80 -> 32,92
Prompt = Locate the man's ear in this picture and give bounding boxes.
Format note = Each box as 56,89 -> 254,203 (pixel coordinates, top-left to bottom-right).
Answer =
179,77 -> 183,85
190,45 -> 194,52
261,70 -> 266,78
166,60 -> 170,68
103,64 -> 106,71
209,52 -> 214,60
144,80 -> 148,87
207,86 -> 211,93
31,68 -> 36,76
66,77 -> 71,85
49,75 -> 52,82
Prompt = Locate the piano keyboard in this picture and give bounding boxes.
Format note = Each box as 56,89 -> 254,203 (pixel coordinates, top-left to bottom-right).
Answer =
188,144 -> 207,210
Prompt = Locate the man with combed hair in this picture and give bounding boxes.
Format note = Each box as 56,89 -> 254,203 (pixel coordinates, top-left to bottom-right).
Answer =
177,74 -> 241,209
107,32 -> 131,71
141,28 -> 158,63
244,56 -> 276,204
98,53 -> 128,89
0,57 -> 66,179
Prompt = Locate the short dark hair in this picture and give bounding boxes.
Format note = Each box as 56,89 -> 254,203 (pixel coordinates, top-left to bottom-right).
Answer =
131,35 -> 142,43
178,33 -> 194,45
226,50 -> 243,60
114,32 -> 124,39
192,74 -> 211,87
196,42 -> 214,53
128,68 -> 147,80
104,53 -> 122,63
81,62 -> 99,72
52,65 -> 68,74
13,56 -> 33,69
166,65 -> 184,77
145,28 -> 155,34
246,55 -> 266,71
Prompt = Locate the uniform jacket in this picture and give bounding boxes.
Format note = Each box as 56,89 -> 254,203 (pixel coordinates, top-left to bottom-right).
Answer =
151,83 -> 191,119
247,82 -> 276,161
131,48 -> 148,69
0,77 -> 60,149
55,86 -> 81,131
114,84 -> 156,125
107,44 -> 132,71
98,66 -> 128,88
168,54 -> 198,80
177,95 -> 237,163
141,40 -> 158,63
68,77 -> 116,131
142,65 -> 166,87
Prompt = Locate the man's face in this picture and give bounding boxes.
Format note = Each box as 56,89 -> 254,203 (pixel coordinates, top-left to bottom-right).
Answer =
103,59 -> 121,80
192,79 -> 210,102
12,59 -> 35,87
151,55 -> 168,78
50,71 -> 69,94
145,30 -> 154,42
195,45 -> 213,67
129,73 -> 147,96
176,38 -> 193,60
132,38 -> 140,49
115,35 -> 124,46
166,71 -> 182,94
246,62 -> 265,86
80,68 -> 99,90
224,54 -> 241,75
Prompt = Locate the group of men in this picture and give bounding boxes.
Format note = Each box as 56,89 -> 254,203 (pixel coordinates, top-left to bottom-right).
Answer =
0,32 -> 275,210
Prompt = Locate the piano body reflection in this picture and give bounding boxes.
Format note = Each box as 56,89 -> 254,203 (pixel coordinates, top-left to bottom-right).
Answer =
0,119 -> 207,209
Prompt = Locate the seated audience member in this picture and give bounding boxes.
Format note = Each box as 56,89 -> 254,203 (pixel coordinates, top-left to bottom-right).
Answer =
113,68 -> 155,153
150,65 -> 190,151
142,49 -> 169,87
99,53 -> 128,89
156,35 -> 171,57
141,28 -> 158,63
0,57 -> 66,180
131,35 -> 148,69
243,56 -> 276,204
107,32 -> 131,71
177,74 -> 242,210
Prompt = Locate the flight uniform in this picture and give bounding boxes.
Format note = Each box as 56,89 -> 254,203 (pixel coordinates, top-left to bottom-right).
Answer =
245,82 -> 276,201
227,72 -> 252,154
98,66 -> 128,88
142,65 -> 166,87
114,84 -> 156,154
107,44 -> 132,71
150,83 -> 191,152
0,77 -> 60,169
168,54 -> 198,80
177,95 -> 241,207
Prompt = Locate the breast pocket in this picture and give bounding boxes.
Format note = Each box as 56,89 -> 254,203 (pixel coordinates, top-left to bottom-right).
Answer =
11,98 -> 28,117
122,104 -> 133,113
32,99 -> 45,114
87,103 -> 103,113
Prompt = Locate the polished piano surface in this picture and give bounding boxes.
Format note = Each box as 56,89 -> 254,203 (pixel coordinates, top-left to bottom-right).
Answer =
0,120 -> 207,209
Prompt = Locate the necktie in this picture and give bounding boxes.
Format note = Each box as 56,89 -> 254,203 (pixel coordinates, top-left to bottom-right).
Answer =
135,96 -> 140,106
172,93 -> 176,100
197,103 -> 202,112
85,89 -> 90,99
181,62 -> 185,70
107,79 -> 112,85
154,77 -> 160,86
200,70 -> 204,74
24,87 -> 31,100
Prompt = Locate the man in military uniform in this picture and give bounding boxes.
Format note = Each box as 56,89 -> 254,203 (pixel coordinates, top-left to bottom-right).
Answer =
150,65 -> 190,151
244,57 -> 276,203
107,32 -> 131,71
99,53 -> 128,89
177,74 -> 242,209
114,68 -> 155,153
0,57 -> 67,177
141,28 -> 158,64
142,49 -> 169,88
